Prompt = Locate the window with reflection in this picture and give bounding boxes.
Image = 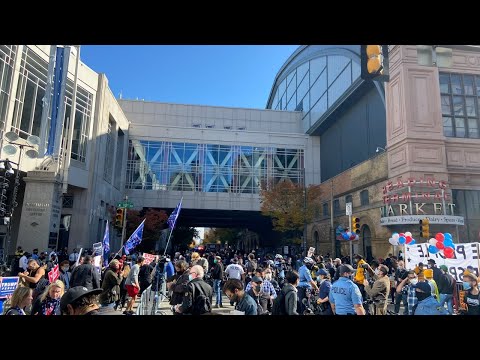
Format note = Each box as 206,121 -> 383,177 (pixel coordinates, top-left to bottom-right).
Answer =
440,72 -> 480,139
126,140 -> 304,193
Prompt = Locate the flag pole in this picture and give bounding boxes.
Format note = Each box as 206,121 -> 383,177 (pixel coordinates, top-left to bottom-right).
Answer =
163,197 -> 183,257
163,230 -> 173,257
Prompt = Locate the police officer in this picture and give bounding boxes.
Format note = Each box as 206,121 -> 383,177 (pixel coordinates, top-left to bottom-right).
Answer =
329,265 -> 365,315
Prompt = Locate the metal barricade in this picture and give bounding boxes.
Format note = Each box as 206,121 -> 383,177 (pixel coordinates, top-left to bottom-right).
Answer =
135,280 -> 169,315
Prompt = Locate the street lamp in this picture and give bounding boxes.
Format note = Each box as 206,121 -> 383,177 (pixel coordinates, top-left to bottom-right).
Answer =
0,131 -> 40,262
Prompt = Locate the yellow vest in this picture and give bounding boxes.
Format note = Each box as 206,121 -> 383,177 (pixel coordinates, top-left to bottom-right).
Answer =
354,260 -> 366,284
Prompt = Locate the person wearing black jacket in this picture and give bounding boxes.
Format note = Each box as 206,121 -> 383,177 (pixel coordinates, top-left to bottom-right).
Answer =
211,256 -> 224,308
99,260 -> 122,307
168,260 -> 190,308
437,265 -> 455,315
173,265 -> 213,315
138,261 -> 155,295
69,255 -> 101,290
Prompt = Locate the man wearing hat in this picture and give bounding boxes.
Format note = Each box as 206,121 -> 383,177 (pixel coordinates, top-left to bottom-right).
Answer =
437,265 -> 455,314
246,275 -> 266,315
412,281 -> 449,315
60,286 -> 120,315
330,264 -> 365,315
427,259 -> 443,284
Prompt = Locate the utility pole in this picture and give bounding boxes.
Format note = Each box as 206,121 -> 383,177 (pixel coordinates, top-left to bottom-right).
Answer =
330,179 -> 335,257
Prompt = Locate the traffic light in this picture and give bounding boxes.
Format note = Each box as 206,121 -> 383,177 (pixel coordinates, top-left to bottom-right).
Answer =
419,218 -> 429,238
352,217 -> 360,234
360,45 -> 390,82
115,208 -> 124,228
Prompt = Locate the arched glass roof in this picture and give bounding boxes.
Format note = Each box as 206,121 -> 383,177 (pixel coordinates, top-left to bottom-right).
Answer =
266,45 -> 369,132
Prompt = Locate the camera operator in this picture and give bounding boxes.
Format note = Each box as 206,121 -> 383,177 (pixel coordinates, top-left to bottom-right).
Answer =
363,264 -> 390,315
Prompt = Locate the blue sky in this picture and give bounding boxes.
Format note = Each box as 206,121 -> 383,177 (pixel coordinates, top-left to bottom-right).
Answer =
81,45 -> 299,109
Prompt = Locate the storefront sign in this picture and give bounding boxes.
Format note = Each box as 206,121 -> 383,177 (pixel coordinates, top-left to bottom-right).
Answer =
404,242 -> 479,282
380,215 -> 465,225
380,177 -> 464,226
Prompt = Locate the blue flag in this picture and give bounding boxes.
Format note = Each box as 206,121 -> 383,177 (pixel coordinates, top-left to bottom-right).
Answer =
124,219 -> 145,255
102,220 -> 110,267
167,198 -> 183,230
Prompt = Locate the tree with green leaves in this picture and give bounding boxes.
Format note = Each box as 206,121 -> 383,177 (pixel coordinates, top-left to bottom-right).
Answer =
260,180 -> 322,237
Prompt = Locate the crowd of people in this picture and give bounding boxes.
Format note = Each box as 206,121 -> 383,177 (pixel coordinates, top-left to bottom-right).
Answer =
1,245 -> 479,316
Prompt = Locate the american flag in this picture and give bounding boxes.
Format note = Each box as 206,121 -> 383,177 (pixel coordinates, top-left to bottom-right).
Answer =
124,219 -> 145,255
167,198 -> 183,230
102,220 -> 110,266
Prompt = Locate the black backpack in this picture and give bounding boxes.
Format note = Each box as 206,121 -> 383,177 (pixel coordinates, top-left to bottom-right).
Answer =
271,287 -> 294,315
191,282 -> 212,315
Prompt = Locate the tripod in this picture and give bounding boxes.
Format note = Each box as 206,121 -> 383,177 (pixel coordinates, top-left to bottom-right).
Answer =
150,265 -> 168,315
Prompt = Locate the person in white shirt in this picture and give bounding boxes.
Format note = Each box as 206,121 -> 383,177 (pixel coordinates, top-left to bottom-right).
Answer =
225,258 -> 245,282
69,249 -> 79,264
19,253 -> 29,272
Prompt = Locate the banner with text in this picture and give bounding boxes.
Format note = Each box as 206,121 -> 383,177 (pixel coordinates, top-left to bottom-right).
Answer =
143,253 -> 158,265
405,242 -> 480,282
0,277 -> 20,298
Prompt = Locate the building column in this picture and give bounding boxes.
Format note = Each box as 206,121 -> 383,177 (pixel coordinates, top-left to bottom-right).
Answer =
16,171 -> 62,252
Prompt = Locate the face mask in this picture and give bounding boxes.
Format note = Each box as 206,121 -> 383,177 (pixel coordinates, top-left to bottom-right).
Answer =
188,274 -> 194,282
409,278 -> 418,285
62,266 -> 69,272
463,281 -> 472,290
264,274 -> 272,281
214,259 -> 217,264
374,269 -> 380,276
255,285 -> 261,293
416,292 -> 430,301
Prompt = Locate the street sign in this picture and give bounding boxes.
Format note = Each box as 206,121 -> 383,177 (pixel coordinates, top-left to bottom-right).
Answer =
346,202 -> 352,216
117,201 -> 134,209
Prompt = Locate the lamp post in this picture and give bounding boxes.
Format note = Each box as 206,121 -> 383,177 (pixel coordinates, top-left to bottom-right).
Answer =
0,132 -> 39,262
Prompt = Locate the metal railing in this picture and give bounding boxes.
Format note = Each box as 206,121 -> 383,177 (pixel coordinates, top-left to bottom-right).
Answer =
135,280 -> 169,315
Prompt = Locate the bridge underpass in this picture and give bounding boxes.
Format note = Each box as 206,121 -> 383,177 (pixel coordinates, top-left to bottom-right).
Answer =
145,206 -> 282,249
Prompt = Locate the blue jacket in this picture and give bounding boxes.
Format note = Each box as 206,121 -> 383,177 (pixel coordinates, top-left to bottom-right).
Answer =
414,296 -> 449,315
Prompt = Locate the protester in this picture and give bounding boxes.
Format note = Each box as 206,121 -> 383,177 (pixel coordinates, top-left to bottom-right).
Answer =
211,256 -> 224,308
17,258 -> 47,301
352,254 -> 367,298
462,273 -> 480,315
99,259 -> 122,308
191,252 -> 208,273
69,255 -> 101,290
59,260 -> 71,290
60,286 -> 119,315
31,280 -> 65,315
124,256 -> 145,314
173,265 -> 213,315
437,265 -> 455,315
4,287 -> 33,315
393,260 -> 407,314
396,270 -> 418,315
224,257 -> 245,282
282,270 -> 299,315
363,264 -> 390,315
329,265 -> 365,315
246,276 -> 266,315
423,269 -> 440,301
168,260 -> 190,309
223,278 -> 257,315
413,281 -> 449,315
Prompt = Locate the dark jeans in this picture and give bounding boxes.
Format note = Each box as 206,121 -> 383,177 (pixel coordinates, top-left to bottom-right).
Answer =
297,286 -> 308,314
394,292 -> 407,315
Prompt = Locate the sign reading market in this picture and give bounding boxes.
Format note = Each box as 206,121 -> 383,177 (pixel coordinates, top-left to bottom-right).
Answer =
379,177 -> 464,226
